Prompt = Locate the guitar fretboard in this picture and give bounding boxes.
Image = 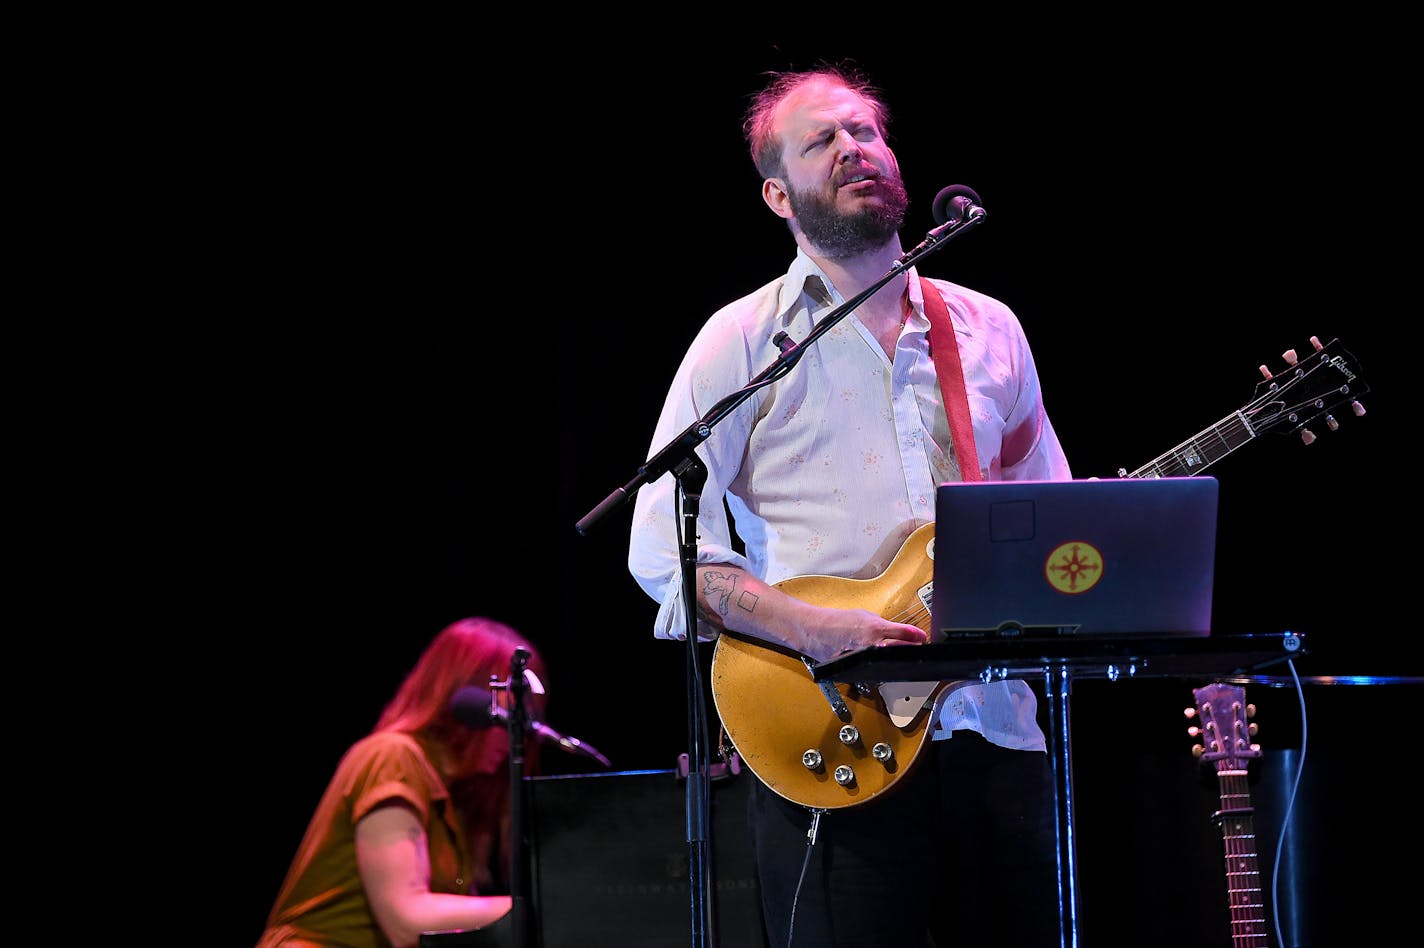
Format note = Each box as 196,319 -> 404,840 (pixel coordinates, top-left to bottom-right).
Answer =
1214,769 -> 1268,944
1128,413 -> 1255,479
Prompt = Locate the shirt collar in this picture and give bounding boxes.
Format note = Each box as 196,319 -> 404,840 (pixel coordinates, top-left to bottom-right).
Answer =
775,247 -> 923,327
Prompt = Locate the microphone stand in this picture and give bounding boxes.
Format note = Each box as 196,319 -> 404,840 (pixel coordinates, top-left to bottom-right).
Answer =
575,209 -> 984,948
495,647 -> 533,948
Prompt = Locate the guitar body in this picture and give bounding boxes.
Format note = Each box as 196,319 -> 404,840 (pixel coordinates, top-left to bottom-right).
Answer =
711,523 -> 945,810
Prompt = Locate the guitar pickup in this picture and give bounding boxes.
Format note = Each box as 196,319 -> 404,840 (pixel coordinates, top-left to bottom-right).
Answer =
803,656 -> 851,720
917,582 -> 934,617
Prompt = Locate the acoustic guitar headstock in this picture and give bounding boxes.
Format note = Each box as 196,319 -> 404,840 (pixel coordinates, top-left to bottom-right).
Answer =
1185,681 -> 1261,772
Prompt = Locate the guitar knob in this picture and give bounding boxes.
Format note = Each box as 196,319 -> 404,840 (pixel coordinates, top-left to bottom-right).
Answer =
833,765 -> 856,786
872,742 -> 893,763
801,749 -> 823,770
1300,428 -> 1316,445
838,725 -> 861,746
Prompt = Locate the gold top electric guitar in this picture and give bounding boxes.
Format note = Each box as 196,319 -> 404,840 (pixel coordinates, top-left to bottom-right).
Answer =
711,336 -> 1366,810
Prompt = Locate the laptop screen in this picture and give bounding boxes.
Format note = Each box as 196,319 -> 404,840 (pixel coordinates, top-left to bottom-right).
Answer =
932,477 -> 1219,639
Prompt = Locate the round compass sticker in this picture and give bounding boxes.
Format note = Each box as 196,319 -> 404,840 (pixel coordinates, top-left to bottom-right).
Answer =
1044,541 -> 1104,594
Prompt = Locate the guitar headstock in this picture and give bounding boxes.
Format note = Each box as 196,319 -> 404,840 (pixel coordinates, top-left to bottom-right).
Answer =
1186,682 -> 1261,772
1248,335 -> 1368,444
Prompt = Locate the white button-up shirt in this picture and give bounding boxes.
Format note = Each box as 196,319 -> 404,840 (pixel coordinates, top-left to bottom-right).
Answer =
628,248 -> 1072,751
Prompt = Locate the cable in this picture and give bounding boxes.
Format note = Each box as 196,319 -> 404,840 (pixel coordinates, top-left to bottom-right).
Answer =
1270,659 -> 1307,948
786,808 -> 825,948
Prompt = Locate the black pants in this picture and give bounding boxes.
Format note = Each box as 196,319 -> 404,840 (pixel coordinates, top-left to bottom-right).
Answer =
748,730 -> 1061,948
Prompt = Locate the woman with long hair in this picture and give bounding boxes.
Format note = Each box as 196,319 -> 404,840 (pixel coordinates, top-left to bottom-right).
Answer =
258,616 -> 546,948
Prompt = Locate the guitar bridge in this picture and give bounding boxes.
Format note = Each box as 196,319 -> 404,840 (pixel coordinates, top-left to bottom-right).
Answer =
802,656 -> 851,721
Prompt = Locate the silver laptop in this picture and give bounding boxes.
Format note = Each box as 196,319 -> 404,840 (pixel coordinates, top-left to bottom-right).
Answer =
932,477 -> 1219,639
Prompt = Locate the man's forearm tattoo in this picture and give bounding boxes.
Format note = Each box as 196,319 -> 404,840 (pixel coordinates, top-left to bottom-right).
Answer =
702,570 -> 759,618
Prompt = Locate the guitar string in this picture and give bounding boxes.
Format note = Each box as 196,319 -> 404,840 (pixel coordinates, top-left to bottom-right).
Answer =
1139,348 -> 1358,477
1216,730 -> 1264,932
1221,778 -> 1262,922
881,374 -> 1305,619
886,601 -> 930,630
1150,360 -> 1338,464
878,374 -> 1333,621
1200,692 -> 1266,935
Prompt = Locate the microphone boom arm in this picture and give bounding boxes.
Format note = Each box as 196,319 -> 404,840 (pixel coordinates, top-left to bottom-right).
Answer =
893,205 -> 985,270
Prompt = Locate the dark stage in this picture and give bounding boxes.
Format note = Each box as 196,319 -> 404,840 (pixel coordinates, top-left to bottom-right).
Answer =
209,35 -> 1415,948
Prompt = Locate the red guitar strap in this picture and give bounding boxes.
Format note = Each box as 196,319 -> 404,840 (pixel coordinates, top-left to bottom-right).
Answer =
919,277 -> 983,481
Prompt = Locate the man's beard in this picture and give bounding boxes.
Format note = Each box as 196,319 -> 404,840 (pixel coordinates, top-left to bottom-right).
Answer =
788,174 -> 909,258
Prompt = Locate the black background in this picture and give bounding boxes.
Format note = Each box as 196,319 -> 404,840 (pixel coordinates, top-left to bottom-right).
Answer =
213,33 -> 1416,947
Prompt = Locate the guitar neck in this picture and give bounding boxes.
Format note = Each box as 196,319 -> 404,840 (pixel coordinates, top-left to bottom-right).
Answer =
1125,412 -> 1254,479
1128,334 -> 1368,480
1190,681 -> 1269,945
1214,771 -> 1268,944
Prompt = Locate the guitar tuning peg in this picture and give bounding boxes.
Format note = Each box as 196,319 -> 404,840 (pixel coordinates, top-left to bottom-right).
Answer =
1248,722 -> 1259,737
1352,400 -> 1366,417
1258,364 -> 1273,381
1326,414 -> 1339,432
1187,725 -> 1201,738
1191,744 -> 1205,759
1310,335 -> 1324,351
1183,707 -> 1197,719
1301,428 -> 1317,445
1249,743 -> 1261,754
1245,703 -> 1256,717
1282,348 -> 1299,365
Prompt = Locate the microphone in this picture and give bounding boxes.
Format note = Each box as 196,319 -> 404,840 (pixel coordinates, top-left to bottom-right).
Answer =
893,184 -> 987,269
931,184 -> 986,225
450,685 -> 612,768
